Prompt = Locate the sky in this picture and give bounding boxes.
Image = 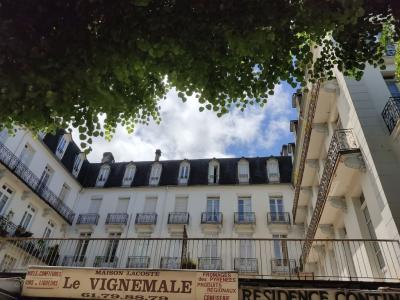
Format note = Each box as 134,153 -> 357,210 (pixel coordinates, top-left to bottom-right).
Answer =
72,83 -> 298,163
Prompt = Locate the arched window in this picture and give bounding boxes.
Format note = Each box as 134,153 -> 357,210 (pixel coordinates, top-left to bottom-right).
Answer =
72,153 -> 85,177
267,158 -> 280,183
96,165 -> 110,187
238,158 -> 249,183
56,134 -> 71,159
122,163 -> 136,187
178,160 -> 190,185
208,159 -> 220,184
149,162 -> 162,186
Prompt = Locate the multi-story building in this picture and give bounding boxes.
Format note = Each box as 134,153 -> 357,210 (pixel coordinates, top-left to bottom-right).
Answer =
0,46 -> 400,299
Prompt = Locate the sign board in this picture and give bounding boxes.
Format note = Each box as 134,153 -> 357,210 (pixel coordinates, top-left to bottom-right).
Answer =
240,287 -> 400,300
22,266 -> 238,300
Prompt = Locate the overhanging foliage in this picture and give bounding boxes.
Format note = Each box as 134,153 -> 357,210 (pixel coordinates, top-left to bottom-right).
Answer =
0,0 -> 398,149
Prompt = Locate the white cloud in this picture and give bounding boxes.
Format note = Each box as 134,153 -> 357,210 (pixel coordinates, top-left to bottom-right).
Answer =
72,85 -> 293,162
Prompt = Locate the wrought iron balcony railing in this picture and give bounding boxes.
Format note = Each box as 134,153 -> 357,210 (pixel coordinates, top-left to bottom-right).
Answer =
234,258 -> 258,273
271,259 -> 297,274
198,257 -> 222,270
382,97 -> 400,134
201,212 -> 222,224
126,256 -> 150,268
93,256 -> 118,268
1,237 -> 399,281
61,256 -> 86,267
167,212 -> 189,225
0,142 -> 75,224
292,82 -> 321,222
160,257 -> 181,269
0,216 -> 17,237
303,129 -> 360,259
267,212 -> 290,225
76,213 -> 99,225
105,213 -> 129,225
234,212 -> 256,224
135,213 -> 157,225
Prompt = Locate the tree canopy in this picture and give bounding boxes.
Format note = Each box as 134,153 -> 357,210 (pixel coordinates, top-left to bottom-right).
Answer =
0,0 -> 398,149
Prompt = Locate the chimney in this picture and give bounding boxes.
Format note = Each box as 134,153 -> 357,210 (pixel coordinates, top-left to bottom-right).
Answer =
155,149 -> 162,161
281,145 -> 288,156
101,152 -> 115,164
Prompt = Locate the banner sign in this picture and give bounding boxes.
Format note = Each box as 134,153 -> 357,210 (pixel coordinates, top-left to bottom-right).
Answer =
22,266 -> 238,300
240,287 -> 400,300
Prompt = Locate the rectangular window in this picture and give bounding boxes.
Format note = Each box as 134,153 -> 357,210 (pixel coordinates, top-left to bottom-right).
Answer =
74,232 -> 92,263
174,197 -> 188,212
20,205 -> 35,230
116,197 -> 130,213
144,197 -> 157,213
0,129 -> 8,144
0,185 -> 13,214
239,238 -> 255,258
58,183 -> 71,202
270,197 -> 284,221
204,234 -> 218,257
104,232 -> 121,263
207,197 -> 220,213
88,198 -> 102,214
38,165 -> 54,190
19,143 -> 35,167
360,195 -> 385,269
272,234 -> 288,259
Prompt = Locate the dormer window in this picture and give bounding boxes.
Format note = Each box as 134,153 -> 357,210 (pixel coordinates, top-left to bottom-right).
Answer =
238,158 -> 249,183
149,162 -> 162,186
122,163 -> 136,187
56,134 -> 70,159
208,159 -> 220,184
267,158 -> 280,183
72,153 -> 85,177
96,165 -> 110,187
178,160 -> 190,185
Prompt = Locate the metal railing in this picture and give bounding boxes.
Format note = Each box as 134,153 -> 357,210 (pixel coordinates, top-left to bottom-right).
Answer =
234,212 -> 256,224
76,213 -> 99,225
292,82 -> 321,222
105,213 -> 129,225
135,213 -> 157,225
0,216 -> 17,237
382,97 -> 400,134
201,212 -> 223,224
167,212 -> 189,224
267,212 -> 290,225
0,238 -> 399,281
234,258 -> 258,273
271,259 -> 297,274
303,129 -> 360,259
0,142 -> 75,224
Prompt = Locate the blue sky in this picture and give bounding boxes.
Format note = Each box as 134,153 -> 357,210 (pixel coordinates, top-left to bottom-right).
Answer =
74,82 -> 298,162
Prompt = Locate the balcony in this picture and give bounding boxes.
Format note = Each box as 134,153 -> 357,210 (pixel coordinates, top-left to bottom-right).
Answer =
126,256 -> 150,268
234,212 -> 255,224
267,212 -> 290,225
271,259 -> 297,275
167,212 -> 189,234
234,258 -> 258,273
198,257 -> 222,270
135,213 -> 157,225
160,257 -> 181,269
201,212 -> 222,224
0,142 -> 75,224
168,212 -> 189,224
303,129 -> 361,259
2,238 -> 400,281
0,216 -> 17,237
93,256 -> 118,268
382,97 -> 400,135
105,213 -> 129,229
76,213 -> 99,227
62,256 -> 86,267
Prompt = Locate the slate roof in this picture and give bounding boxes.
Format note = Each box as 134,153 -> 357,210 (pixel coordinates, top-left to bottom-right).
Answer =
43,131 -> 293,188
